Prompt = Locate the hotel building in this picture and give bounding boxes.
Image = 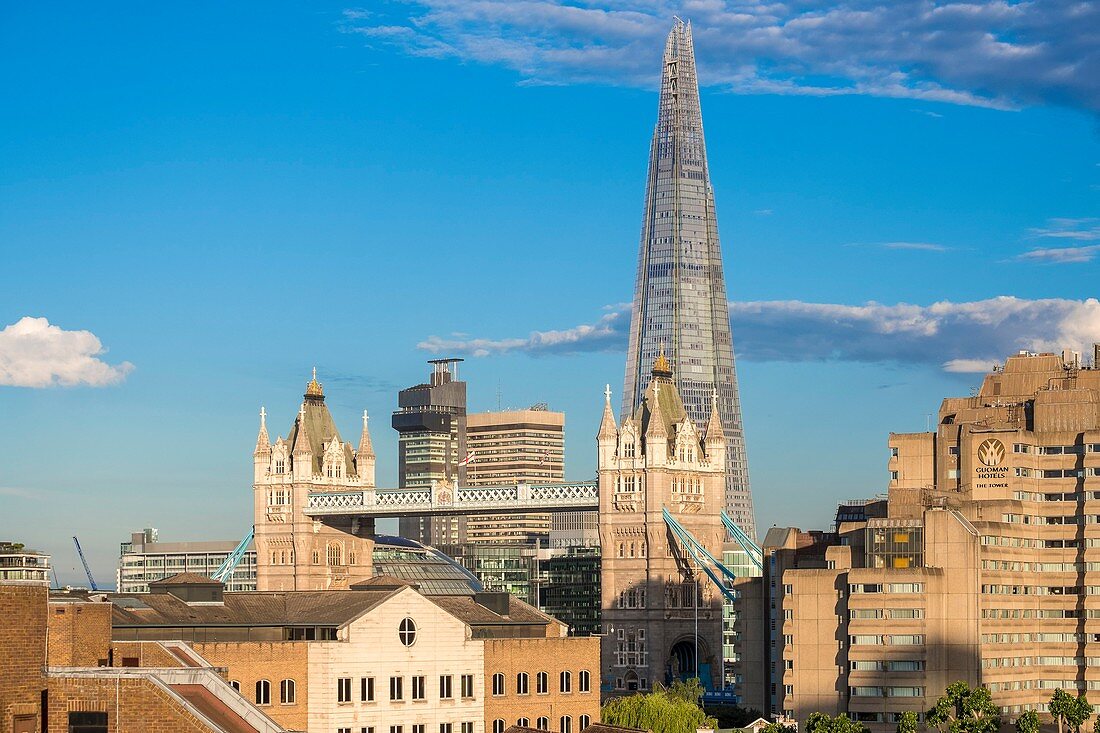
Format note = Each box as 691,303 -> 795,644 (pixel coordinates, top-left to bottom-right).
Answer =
761,349 -> 1100,730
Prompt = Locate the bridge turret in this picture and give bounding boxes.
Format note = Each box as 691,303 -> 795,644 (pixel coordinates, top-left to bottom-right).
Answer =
597,384 -> 618,467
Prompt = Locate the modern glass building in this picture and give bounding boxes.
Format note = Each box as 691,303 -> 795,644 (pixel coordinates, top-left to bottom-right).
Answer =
621,19 -> 756,539
370,535 -> 484,595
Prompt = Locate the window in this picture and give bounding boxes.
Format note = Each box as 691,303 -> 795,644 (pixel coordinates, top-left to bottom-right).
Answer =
399,617 -> 417,646
340,729 -> 352,733
391,727 -> 404,733
494,721 -> 506,733
256,679 -> 271,705
338,677 -> 352,703
68,712 -> 108,733
890,471 -> 899,481
461,674 -> 475,698
390,676 -> 404,701
580,716 -> 591,730
280,678 -> 296,704
440,675 -> 453,699
516,672 -> 529,695
518,720 -> 530,728
412,675 -> 426,701
414,726 -> 426,733
362,677 -> 375,702
537,718 -> 549,731
561,717 -> 572,733
492,673 -> 505,696
462,724 -> 474,733
327,542 -> 343,566
536,671 -> 548,694
441,726 -> 453,733
560,670 -> 572,693
364,729 -> 376,733
579,670 -> 591,693
230,680 -> 240,691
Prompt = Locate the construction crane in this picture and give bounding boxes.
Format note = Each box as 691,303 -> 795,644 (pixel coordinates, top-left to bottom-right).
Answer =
210,527 -> 254,583
72,536 -> 99,591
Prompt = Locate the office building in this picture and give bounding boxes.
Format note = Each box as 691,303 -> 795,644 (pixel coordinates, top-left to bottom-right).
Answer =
394,359 -> 468,546
465,407 -> 564,545
109,574 -> 599,733
598,353 -> 728,692
754,350 -> 1100,731
620,19 -> 755,539
117,528 -> 257,593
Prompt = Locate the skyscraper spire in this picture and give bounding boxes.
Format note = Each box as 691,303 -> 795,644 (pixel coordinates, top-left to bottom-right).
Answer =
621,19 -> 756,538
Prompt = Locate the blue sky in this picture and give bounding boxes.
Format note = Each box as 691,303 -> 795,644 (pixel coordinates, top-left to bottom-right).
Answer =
1,1 -> 1097,586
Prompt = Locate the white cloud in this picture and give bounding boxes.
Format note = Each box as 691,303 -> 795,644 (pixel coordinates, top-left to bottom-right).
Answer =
420,296 -> 1100,371
1017,245 -> 1100,264
1016,218 -> 1100,263
344,1 -> 1100,112
0,317 -> 134,388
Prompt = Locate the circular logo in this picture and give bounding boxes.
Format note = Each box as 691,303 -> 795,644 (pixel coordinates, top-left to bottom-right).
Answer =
977,438 -> 1006,467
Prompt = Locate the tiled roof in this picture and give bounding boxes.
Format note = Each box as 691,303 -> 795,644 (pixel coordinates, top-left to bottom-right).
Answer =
111,589 -> 398,627
426,594 -> 552,627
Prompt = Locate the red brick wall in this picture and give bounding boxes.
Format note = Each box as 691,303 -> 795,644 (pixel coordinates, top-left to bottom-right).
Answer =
46,676 -> 214,733
46,601 -> 111,667
0,585 -> 48,733
194,641 -> 309,731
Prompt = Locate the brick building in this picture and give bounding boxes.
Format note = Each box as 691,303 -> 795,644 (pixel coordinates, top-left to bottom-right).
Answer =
108,574 -> 599,733
1,575 -> 285,733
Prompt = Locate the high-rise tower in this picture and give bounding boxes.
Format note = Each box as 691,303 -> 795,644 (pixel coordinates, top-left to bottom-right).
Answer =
622,19 -> 756,538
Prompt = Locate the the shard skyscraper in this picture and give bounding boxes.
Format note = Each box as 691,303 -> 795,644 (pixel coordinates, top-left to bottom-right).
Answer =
622,19 -> 757,539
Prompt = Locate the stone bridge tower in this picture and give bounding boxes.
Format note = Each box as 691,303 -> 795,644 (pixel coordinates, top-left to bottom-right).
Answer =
599,353 -> 727,693
253,371 -> 376,591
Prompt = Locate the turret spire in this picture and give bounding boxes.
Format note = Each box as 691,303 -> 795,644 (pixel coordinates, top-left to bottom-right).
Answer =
357,409 -> 375,459
254,406 -> 271,456
705,389 -> 724,444
598,384 -> 618,440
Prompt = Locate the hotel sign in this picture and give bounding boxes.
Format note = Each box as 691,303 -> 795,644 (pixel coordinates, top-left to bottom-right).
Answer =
975,438 -> 1009,489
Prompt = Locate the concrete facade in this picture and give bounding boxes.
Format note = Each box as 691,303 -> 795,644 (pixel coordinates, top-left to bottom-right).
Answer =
465,408 -> 564,545
756,351 -> 1100,732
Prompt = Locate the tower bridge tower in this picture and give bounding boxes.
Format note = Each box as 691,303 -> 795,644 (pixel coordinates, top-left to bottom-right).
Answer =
253,370 -> 376,591
599,353 -> 727,693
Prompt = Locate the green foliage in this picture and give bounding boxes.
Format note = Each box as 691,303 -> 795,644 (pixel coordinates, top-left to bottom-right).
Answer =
664,678 -> 705,705
926,681 -> 1001,733
601,679 -> 717,733
895,711 -> 918,733
761,724 -> 797,733
703,704 -> 763,729
804,712 -> 867,733
1049,690 -> 1094,733
1014,710 -> 1040,733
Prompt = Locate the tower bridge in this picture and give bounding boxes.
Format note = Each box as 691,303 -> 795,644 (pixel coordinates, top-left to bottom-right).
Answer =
303,480 -> 599,518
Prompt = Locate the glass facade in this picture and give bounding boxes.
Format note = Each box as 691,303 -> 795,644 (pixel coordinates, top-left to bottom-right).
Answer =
621,19 -> 755,539
865,520 -> 924,569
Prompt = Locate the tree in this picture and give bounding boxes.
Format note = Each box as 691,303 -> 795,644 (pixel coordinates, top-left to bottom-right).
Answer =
926,681 -> 1001,733
804,712 -> 866,733
1052,689 -> 1076,733
704,704 -> 763,729
896,711 -> 918,733
761,724 -> 797,733
664,678 -> 705,705
601,679 -> 718,733
1015,710 -> 1040,733
1051,690 -> 1095,733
